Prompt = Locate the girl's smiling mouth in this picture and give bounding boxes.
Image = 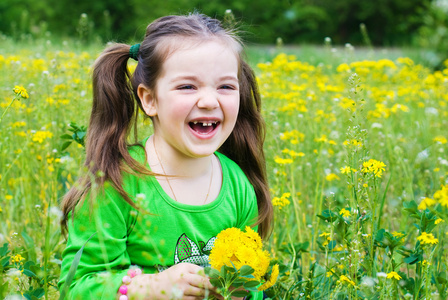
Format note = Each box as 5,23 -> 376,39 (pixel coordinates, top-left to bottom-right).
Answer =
188,120 -> 220,135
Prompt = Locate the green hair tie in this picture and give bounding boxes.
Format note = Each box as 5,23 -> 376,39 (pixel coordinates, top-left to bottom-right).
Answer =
129,43 -> 140,61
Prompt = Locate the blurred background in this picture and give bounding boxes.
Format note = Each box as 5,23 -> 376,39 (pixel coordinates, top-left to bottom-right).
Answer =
1,0 -> 448,67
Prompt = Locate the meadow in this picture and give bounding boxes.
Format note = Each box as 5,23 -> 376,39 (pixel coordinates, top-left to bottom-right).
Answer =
1,37 -> 447,299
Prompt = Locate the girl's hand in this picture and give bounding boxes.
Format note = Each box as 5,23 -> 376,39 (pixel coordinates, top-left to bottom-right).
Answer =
123,263 -> 223,299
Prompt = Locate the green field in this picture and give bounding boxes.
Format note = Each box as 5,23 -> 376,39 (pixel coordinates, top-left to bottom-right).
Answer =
1,38 -> 448,299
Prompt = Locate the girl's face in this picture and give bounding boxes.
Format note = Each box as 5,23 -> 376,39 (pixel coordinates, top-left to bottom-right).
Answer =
139,40 -> 240,159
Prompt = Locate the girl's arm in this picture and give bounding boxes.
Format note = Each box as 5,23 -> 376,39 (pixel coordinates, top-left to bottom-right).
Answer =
58,186 -> 136,299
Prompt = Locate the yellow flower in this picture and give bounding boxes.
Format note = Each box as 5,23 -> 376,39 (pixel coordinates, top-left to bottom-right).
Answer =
418,197 -> 436,210
339,275 -> 355,286
32,131 -> 53,143
274,156 -> 293,165
387,271 -> 402,280
339,208 -> 351,218
5,195 -> 13,200
11,254 -> 25,264
258,264 -> 279,291
391,231 -> 404,238
433,136 -> 447,144
434,185 -> 448,207
13,86 -> 29,99
209,227 -> 270,281
435,218 -> 444,225
340,166 -> 352,174
417,232 -> 438,245
326,173 -> 340,181
272,193 -> 291,210
361,159 -> 386,178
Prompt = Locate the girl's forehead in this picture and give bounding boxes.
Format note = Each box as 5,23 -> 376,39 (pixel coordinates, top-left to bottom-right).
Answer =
157,36 -> 240,63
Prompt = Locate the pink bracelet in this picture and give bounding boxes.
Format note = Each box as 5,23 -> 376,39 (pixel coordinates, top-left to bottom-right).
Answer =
118,266 -> 143,300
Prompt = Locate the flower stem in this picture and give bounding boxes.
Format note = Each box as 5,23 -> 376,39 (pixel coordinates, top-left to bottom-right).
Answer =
0,97 -> 16,122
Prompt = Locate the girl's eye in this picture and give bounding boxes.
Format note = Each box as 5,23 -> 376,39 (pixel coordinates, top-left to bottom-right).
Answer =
178,85 -> 195,90
219,85 -> 236,90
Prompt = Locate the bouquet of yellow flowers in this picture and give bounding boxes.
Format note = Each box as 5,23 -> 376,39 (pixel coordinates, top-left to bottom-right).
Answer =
206,227 -> 279,299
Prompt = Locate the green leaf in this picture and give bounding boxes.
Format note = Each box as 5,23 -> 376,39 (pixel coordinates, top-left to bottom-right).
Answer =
1,256 -> 10,267
243,280 -> 260,288
317,209 -> 338,222
231,290 -> 250,297
23,269 -> 37,278
61,141 -> 72,151
0,243 -> 9,256
59,232 -> 96,300
21,230 -> 36,262
210,278 -> 224,289
204,267 -> 221,279
404,253 -> 421,265
60,134 -> 73,140
239,265 -> 254,276
327,240 -> 337,250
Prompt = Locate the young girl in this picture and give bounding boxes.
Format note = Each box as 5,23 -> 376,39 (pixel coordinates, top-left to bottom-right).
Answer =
58,13 -> 272,299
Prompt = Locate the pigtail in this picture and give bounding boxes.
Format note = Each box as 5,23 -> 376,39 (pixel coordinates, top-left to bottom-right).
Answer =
61,44 -> 150,231
220,60 -> 273,239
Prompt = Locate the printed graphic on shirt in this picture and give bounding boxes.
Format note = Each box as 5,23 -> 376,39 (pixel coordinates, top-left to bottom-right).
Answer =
155,233 -> 216,272
175,234 -> 216,266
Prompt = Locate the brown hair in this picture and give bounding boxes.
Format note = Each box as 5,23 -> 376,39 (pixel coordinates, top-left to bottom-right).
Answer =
61,13 -> 273,238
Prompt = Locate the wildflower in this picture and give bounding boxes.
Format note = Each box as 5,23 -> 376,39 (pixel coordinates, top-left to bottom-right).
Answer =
340,166 -> 352,174
274,156 -> 293,165
326,173 -> 340,181
361,159 -> 386,178
339,208 -> 351,218
326,268 -> 335,277
32,131 -> 53,143
11,254 -> 25,264
433,136 -> 447,144
339,275 -> 355,286
418,197 -> 436,210
387,271 -> 402,280
258,264 -> 279,291
391,231 -> 405,238
272,193 -> 291,209
417,232 -> 438,245
5,195 -> 13,200
434,185 -> 448,207
435,218 -> 444,225
209,227 -> 270,281
13,86 -> 29,99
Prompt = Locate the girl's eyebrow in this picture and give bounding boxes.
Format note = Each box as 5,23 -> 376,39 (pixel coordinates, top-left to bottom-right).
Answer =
169,75 -> 238,83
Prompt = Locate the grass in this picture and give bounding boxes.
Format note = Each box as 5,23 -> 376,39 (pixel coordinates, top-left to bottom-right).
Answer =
1,36 -> 447,299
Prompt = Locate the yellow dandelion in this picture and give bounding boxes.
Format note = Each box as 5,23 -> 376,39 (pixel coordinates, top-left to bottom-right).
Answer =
417,232 -> 438,245
418,197 -> 436,210
326,173 -> 340,181
339,208 -> 351,218
340,166 -> 352,174
433,136 -> 447,144
13,86 -> 29,99
386,271 -> 402,280
339,275 -> 355,286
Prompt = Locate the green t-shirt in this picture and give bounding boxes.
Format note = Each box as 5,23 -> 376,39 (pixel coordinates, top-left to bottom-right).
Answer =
58,142 -> 263,299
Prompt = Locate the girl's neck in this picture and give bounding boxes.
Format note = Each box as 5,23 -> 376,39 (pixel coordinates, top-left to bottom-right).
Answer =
146,135 -> 213,178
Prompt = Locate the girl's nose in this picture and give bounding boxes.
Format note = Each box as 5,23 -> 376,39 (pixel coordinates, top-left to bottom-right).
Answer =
197,90 -> 220,109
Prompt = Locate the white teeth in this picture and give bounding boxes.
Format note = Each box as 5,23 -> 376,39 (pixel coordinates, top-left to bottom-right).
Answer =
192,121 -> 217,126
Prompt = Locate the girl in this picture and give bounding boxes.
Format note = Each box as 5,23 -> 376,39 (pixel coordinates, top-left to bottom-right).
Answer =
58,13 -> 272,299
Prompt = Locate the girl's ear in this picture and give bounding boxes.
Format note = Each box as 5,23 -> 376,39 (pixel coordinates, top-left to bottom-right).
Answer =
137,84 -> 157,117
